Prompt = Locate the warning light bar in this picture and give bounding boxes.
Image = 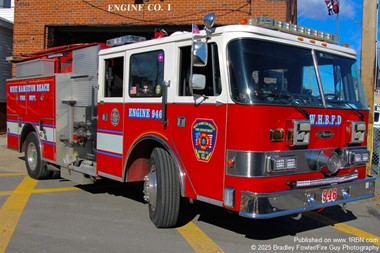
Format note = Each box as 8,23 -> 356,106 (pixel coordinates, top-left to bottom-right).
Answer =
288,172 -> 359,188
248,17 -> 339,44
106,35 -> 146,47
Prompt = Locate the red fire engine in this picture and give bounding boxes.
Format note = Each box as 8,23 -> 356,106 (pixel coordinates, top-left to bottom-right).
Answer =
7,14 -> 376,228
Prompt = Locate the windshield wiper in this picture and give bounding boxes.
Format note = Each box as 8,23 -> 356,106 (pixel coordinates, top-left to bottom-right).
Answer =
257,91 -> 310,119
327,100 -> 364,120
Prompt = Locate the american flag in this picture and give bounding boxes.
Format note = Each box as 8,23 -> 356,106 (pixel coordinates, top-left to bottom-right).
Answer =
192,24 -> 200,34
130,86 -> 137,95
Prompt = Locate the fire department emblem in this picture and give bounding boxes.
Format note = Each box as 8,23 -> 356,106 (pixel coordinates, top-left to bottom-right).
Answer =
111,108 -> 120,126
192,119 -> 217,162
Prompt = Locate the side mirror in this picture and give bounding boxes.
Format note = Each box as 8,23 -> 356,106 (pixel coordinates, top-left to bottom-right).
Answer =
191,74 -> 206,90
192,41 -> 208,67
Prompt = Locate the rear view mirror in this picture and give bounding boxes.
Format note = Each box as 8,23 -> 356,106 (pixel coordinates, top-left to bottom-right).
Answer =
192,41 -> 208,67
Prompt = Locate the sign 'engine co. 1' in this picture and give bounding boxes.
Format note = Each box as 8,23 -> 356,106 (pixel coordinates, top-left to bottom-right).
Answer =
107,3 -> 172,12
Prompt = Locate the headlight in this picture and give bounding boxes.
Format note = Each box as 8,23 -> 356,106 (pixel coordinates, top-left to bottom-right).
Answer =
346,121 -> 366,144
287,120 -> 310,147
267,155 -> 297,173
348,149 -> 370,164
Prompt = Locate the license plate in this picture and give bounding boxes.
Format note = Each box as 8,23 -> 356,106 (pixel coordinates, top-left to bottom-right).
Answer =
321,188 -> 338,203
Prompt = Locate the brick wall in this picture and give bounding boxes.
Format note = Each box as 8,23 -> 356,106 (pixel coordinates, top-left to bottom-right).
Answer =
13,0 -> 287,56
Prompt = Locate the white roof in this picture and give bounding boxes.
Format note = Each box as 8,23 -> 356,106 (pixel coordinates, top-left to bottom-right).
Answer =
101,24 -> 356,59
0,0 -> 14,23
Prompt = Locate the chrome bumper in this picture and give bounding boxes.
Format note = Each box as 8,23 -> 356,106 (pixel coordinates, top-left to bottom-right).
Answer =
240,177 -> 376,219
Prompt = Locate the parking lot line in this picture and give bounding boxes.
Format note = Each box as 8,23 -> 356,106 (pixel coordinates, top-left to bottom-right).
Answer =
0,173 -> 27,177
0,176 -> 37,253
1,172 -> 377,252
0,187 -> 80,196
0,174 -> 225,253
31,187 -> 80,194
0,191 -> 12,197
305,211 -> 380,246
177,221 -> 225,253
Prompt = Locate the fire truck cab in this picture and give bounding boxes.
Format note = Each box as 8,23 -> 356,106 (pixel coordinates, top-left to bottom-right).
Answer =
7,14 -> 375,228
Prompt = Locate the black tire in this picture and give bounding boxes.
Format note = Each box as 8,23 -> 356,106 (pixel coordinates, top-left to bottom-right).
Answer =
145,147 -> 180,228
25,132 -> 50,179
49,170 -> 61,179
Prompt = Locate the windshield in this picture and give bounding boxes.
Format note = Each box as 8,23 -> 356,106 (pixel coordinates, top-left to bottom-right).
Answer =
227,39 -> 367,109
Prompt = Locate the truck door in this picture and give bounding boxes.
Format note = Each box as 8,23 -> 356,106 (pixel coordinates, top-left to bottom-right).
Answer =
97,53 -> 126,180
171,41 -> 227,204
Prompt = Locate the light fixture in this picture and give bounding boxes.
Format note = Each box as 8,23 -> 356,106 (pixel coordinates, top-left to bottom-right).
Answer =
348,149 -> 370,164
286,120 -> 310,147
106,35 -> 146,47
346,121 -> 366,144
224,187 -> 235,208
270,128 -> 284,142
267,155 -> 297,173
288,172 -> 359,188
249,17 -> 338,44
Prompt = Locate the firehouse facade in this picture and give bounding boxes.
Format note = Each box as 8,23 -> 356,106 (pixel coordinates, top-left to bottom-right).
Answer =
12,0 -> 294,57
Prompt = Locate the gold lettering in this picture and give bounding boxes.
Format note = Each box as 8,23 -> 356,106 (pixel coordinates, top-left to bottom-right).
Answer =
120,4 -> 127,11
117,4 -> 143,11
108,3 -> 171,12
148,4 -> 162,11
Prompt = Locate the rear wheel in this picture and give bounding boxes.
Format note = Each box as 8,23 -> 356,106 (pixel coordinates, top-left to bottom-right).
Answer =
25,132 -> 50,179
143,147 -> 180,228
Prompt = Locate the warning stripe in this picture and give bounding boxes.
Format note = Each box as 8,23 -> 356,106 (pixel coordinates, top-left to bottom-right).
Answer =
0,177 -> 37,253
0,173 -> 27,177
305,211 -> 380,246
177,222 -> 225,253
1,173 -> 377,252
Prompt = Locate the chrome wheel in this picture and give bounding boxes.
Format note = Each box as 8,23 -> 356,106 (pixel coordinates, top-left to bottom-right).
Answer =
24,132 -> 50,179
143,166 -> 157,211
26,141 -> 38,171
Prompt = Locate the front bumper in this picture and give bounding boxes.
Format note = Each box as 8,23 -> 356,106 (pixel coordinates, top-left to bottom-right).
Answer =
240,177 -> 376,219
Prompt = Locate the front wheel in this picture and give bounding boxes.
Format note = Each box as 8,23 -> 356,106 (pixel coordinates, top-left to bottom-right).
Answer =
143,147 -> 180,228
25,132 -> 50,179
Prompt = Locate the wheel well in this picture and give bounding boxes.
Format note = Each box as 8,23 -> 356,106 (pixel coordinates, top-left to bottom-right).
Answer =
124,139 -> 163,182
124,138 -> 186,196
19,124 -> 38,153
